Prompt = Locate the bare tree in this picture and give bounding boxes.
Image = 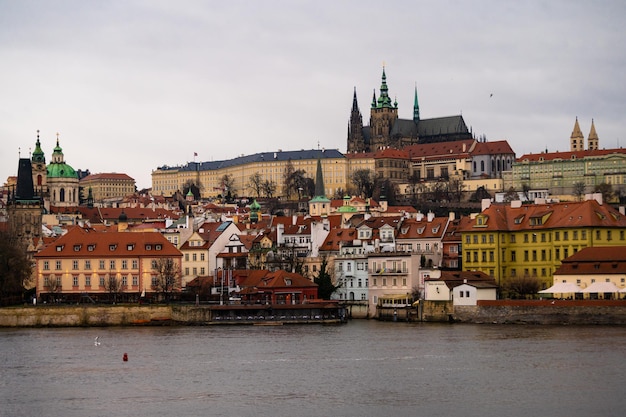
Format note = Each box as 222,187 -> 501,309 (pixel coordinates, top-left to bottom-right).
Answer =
104,273 -> 122,303
594,182 -> 614,203
503,275 -> 541,299
572,181 -> 586,201
502,187 -> 519,203
247,172 -> 263,198
350,168 -> 377,198
152,258 -> 182,302
220,174 -> 236,200
448,177 -> 466,203
261,180 -> 277,198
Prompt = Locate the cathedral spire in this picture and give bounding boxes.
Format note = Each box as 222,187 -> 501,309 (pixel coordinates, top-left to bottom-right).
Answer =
413,84 -> 420,121
376,66 -> 393,108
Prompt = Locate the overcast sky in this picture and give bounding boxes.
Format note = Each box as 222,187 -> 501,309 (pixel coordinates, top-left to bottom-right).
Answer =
1,0 -> 624,189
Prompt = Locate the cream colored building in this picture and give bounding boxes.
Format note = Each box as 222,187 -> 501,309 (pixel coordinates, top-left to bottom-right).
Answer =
152,149 -> 347,199
80,173 -> 136,203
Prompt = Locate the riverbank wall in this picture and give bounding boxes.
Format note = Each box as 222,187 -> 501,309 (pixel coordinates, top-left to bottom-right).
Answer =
3,300 -> 626,327
452,300 -> 626,325
0,303 -> 345,327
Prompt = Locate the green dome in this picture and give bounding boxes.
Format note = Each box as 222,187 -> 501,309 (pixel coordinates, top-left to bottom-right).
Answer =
47,162 -> 77,179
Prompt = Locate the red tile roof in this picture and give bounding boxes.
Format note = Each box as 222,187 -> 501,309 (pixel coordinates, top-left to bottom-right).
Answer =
517,148 -> 626,162
555,246 -> 626,275
404,139 -> 475,161
460,200 -> 626,232
470,140 -> 515,156
34,226 -> 181,258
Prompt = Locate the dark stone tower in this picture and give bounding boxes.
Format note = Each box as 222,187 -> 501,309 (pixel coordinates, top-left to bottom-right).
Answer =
369,66 -> 398,151
7,158 -> 44,250
347,88 -> 365,153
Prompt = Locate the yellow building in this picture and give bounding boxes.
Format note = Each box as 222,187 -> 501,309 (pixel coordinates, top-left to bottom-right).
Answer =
80,173 -> 136,204
460,197 -> 626,290
152,149 -> 347,199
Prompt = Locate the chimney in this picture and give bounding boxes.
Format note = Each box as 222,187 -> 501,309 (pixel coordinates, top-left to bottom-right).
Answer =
448,212 -> 455,221
620,206 -> 625,216
481,198 -> 492,211
427,211 -> 435,222
416,211 -> 424,221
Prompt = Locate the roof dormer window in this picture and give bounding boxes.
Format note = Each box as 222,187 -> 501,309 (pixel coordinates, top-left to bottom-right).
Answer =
73,245 -> 81,252
109,244 -> 117,251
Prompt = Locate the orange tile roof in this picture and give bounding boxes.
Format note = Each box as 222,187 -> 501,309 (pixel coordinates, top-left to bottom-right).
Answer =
34,226 -> 181,258
555,246 -> 626,275
470,140 -> 515,156
396,217 -> 448,239
404,139 -> 475,160
460,200 -> 626,232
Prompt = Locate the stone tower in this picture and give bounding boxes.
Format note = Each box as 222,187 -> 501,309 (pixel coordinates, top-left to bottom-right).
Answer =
588,119 -> 599,150
369,66 -> 398,151
570,118 -> 585,152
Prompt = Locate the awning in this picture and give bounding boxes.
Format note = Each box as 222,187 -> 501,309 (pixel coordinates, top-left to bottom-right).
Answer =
539,282 -> 581,294
581,281 -> 620,293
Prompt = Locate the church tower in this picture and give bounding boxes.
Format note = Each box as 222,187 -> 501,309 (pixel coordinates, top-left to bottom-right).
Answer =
31,130 -> 48,197
369,66 -> 398,151
47,134 -> 79,208
588,119 -> 599,150
413,85 -> 420,122
7,158 -> 44,253
347,87 -> 365,153
570,118 -> 584,152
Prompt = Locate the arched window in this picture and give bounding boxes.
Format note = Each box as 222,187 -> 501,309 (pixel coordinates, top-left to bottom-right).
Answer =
60,188 -> 66,202
480,161 -> 485,172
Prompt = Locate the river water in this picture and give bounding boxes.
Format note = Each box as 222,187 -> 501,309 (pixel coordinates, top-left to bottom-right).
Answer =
1,321 -> 624,417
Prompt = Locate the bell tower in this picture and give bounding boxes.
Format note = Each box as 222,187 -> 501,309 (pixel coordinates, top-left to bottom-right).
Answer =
369,66 -> 398,151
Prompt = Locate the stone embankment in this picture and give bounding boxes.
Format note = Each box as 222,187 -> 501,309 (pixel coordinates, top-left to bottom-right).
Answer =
452,300 -> 626,325
2,300 -> 626,327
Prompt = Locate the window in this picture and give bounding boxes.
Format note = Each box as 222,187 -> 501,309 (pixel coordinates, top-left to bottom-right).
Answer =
127,244 -> 135,251
607,230 -> 612,241
489,251 -> 494,262
132,260 -> 138,269
43,261 -> 49,270
99,275 -> 105,286
99,260 -> 105,270
596,230 -> 601,240
555,248 -> 560,259
73,276 -> 78,287
56,260 -> 62,270
132,275 -> 138,286
511,251 -> 516,262
85,276 -> 91,287
109,260 -> 116,270
84,260 -> 91,270
122,260 -> 128,270
122,276 -> 128,286
524,251 -> 529,262
473,235 -> 478,244
532,250 -> 537,261
555,231 -> 560,241
465,236 -> 471,244
563,231 -> 569,241
466,252 -> 471,262
510,234 -> 516,243
482,251 -> 487,262
524,234 -> 529,243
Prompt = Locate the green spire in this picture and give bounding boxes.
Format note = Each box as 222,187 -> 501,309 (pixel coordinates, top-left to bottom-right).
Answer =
32,130 -> 45,163
376,66 -> 394,108
413,85 -> 420,121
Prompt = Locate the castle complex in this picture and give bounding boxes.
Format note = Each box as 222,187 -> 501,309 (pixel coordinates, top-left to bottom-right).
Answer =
347,67 -> 473,153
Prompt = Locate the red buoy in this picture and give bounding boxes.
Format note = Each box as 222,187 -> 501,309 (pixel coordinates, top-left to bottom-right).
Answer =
123,353 -> 128,362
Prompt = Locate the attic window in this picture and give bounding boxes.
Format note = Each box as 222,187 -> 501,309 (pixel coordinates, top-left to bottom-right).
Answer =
56,245 -> 63,252
155,244 -> 162,250
514,216 -> 524,224
417,227 -> 425,234
145,244 -> 152,250
127,244 -> 134,251
88,244 -> 95,251
432,226 -> 440,234
529,217 -> 543,226
109,244 -> 117,251
284,278 -> 292,286
73,245 -> 81,251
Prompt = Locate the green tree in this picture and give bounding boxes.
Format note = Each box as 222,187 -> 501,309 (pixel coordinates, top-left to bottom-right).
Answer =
0,231 -> 32,305
152,258 -> 182,302
314,257 -> 341,300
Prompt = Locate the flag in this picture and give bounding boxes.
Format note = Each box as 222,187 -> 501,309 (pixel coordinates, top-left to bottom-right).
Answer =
194,152 -> 198,157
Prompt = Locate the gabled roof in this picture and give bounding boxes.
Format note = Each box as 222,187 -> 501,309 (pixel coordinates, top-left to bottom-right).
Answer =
404,139 -> 475,161
238,269 -> 317,291
470,140 -> 515,156
460,199 -> 626,232
50,206 -> 181,224
319,228 -> 358,252
34,226 -> 181,258
396,217 -> 448,239
555,246 -> 626,276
